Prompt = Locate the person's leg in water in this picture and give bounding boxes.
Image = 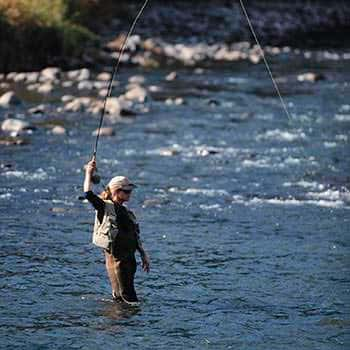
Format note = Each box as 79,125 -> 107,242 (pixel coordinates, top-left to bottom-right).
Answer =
114,257 -> 138,305
104,250 -> 121,301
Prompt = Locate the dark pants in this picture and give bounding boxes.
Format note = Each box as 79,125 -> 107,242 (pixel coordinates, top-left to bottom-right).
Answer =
116,257 -> 138,302
105,251 -> 138,302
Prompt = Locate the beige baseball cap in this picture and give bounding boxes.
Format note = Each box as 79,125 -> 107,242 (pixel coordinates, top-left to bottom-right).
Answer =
107,176 -> 137,192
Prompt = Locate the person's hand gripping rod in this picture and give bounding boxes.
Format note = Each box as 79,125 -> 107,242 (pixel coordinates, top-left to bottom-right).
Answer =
84,154 -> 101,185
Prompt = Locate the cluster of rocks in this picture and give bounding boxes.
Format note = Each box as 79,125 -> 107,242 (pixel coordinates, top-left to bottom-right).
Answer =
98,32 -> 350,71
0,67 -> 154,145
102,33 -> 286,67
0,59 -> 326,147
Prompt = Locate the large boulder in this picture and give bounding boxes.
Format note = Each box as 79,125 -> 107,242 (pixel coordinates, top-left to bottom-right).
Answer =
0,91 -> 22,108
1,118 -> 30,133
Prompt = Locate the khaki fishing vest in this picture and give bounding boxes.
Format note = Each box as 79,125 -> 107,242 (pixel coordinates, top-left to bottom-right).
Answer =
92,200 -> 118,249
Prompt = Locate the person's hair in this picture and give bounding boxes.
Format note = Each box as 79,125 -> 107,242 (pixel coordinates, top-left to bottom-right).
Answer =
99,186 -> 112,200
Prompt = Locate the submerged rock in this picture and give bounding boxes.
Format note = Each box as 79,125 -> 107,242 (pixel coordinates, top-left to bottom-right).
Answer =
0,91 -> 22,108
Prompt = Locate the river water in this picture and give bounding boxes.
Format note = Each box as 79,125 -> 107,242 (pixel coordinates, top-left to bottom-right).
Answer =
1,53 -> 349,349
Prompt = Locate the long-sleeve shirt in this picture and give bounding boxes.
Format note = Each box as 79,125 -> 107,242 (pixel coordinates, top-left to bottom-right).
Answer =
84,191 -> 144,258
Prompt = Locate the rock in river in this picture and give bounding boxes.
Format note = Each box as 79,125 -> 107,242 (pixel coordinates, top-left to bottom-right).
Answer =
40,67 -> 61,81
1,118 -> 30,133
165,71 -> 178,81
97,72 -> 112,81
64,97 -> 91,112
0,91 -> 22,108
297,72 -> 325,82
125,85 -> 148,103
51,126 -> 66,135
77,80 -> 94,90
129,75 -> 145,84
37,83 -> 54,94
67,68 -> 90,81
92,127 -> 115,137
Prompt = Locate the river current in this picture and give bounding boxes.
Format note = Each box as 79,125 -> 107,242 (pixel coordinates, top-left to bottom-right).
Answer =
1,53 -> 349,349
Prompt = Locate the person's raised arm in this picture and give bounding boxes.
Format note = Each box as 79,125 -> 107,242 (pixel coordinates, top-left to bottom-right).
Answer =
84,157 -> 96,192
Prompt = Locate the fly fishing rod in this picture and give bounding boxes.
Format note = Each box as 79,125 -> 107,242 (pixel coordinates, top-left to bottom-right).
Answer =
88,0 -> 150,184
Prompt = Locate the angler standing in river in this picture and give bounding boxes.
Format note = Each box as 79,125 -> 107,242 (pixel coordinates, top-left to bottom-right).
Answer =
83,157 -> 150,305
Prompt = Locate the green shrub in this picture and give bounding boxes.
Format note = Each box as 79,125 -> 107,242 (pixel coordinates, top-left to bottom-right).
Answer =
0,0 -> 98,71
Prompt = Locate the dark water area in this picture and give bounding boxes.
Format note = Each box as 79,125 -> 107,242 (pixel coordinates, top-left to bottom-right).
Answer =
0,53 -> 349,349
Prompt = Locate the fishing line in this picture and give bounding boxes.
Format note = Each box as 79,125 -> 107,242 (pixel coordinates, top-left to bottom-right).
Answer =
238,1 -> 312,183
238,0 -> 293,122
92,0 -> 150,159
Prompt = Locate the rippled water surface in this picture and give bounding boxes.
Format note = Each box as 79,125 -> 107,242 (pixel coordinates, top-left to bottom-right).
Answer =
1,55 -> 350,349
